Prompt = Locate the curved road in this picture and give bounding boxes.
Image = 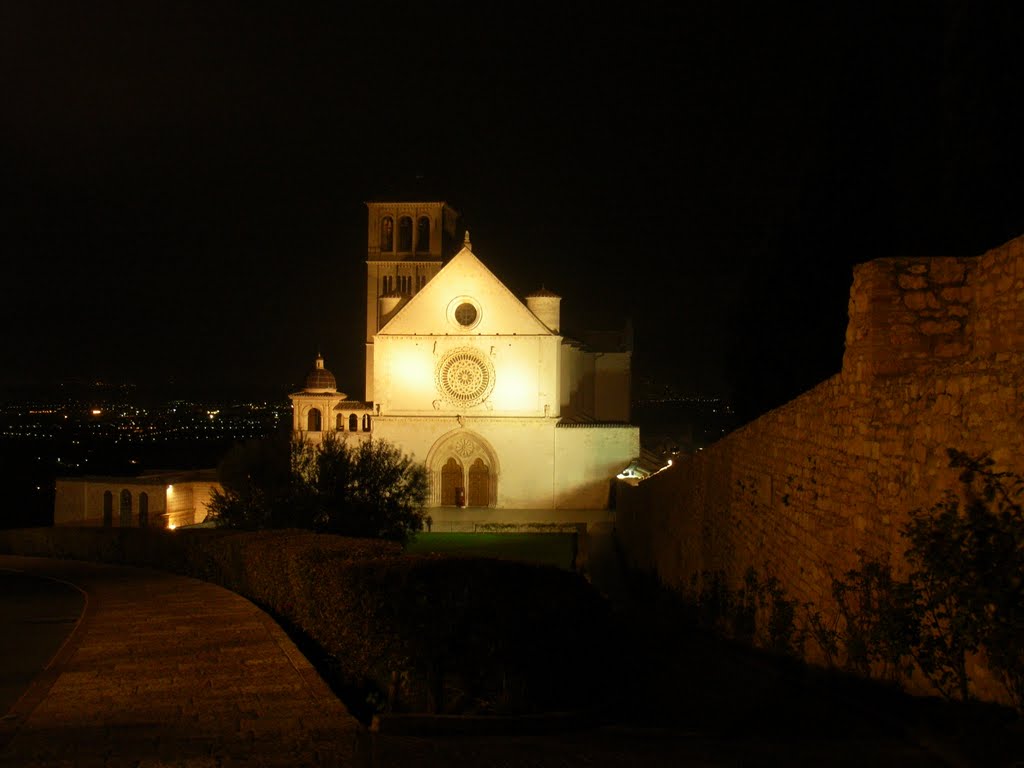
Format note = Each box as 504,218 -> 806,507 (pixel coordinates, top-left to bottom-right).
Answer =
0,556 -> 360,767
0,568 -> 84,717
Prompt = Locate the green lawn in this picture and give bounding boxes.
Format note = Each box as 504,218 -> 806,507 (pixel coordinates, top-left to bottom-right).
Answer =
404,532 -> 578,570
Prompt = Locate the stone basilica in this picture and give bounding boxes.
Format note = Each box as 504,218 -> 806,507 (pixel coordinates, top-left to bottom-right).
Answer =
289,201 -> 639,519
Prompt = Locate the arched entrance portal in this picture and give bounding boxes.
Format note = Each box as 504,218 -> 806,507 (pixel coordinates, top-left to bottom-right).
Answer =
425,430 -> 499,508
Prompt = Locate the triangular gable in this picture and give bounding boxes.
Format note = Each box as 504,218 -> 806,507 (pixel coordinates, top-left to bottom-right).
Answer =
378,247 -> 554,336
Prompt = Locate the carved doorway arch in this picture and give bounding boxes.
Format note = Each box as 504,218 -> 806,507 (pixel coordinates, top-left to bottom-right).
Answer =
426,430 -> 499,508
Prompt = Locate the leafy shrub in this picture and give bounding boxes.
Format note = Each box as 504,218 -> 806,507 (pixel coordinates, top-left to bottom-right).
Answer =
210,434 -> 429,544
819,450 -> 1024,709
695,566 -> 803,657
901,450 -> 1024,705
811,555 -> 915,682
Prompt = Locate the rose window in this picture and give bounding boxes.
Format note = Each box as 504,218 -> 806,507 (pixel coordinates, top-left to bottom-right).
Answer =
436,348 -> 494,406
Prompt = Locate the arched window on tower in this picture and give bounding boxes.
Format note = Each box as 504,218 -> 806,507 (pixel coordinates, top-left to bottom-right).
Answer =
103,490 -> 113,527
380,217 -> 394,252
349,414 -> 358,431
119,489 -> 132,526
139,492 -> 149,527
416,216 -> 430,253
307,408 -> 322,432
398,216 -> 412,251
362,414 -> 372,432
336,413 -> 344,431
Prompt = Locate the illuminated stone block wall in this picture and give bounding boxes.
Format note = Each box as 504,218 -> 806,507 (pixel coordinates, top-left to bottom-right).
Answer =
554,423 -> 640,509
617,234 -> 1024,702
55,478 -> 169,527
54,475 -> 221,529
186,481 -> 220,525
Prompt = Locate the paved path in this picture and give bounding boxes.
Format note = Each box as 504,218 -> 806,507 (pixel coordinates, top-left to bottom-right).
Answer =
0,556 -> 359,767
0,569 -> 84,716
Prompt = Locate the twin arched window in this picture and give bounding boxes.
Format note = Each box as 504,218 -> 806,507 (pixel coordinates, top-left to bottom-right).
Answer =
380,215 -> 430,253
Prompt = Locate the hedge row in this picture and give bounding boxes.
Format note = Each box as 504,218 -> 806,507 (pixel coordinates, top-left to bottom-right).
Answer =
0,527 -> 612,717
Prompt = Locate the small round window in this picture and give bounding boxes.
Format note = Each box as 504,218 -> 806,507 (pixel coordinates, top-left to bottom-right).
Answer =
454,303 -> 478,327
446,296 -> 482,330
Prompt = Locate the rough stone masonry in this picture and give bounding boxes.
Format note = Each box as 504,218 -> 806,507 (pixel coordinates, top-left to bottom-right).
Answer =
616,234 -> 1024,702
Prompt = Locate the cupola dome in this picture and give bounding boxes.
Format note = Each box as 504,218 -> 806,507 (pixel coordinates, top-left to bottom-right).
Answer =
304,354 -> 337,392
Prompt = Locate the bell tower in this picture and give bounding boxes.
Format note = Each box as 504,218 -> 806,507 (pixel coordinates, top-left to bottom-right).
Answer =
364,201 -> 460,401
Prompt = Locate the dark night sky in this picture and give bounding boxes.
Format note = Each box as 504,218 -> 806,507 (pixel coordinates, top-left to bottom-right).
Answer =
3,3 -> 1024,419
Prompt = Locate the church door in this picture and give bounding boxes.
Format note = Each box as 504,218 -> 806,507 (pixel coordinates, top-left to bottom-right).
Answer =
440,457 -> 462,506
468,458 -> 489,507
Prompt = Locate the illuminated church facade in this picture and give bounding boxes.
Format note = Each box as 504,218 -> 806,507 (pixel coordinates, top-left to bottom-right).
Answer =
289,201 -> 640,514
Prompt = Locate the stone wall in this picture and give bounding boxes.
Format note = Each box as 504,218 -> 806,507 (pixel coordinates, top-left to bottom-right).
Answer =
54,473 -> 221,529
617,235 -> 1024,700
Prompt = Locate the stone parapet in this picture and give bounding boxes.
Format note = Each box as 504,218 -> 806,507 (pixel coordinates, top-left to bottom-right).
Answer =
843,236 -> 1024,382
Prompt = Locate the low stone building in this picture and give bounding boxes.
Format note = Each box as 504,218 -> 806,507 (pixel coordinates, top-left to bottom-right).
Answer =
54,470 -> 220,529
